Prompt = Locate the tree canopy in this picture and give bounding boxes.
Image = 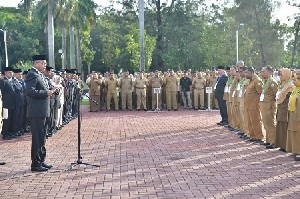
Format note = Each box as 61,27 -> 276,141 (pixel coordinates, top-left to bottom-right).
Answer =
0,0 -> 299,74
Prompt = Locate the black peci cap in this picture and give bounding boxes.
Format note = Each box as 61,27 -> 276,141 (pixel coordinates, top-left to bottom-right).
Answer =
32,55 -> 47,61
3,67 -> 14,72
13,68 -> 22,73
217,65 -> 224,70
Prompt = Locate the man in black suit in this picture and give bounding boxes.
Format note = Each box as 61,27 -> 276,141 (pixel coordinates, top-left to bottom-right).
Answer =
25,55 -> 58,172
0,67 -> 16,140
215,65 -> 229,125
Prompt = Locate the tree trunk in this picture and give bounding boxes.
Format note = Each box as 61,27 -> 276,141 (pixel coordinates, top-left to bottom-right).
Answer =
69,26 -> 76,69
150,0 -> 164,71
291,20 -> 300,68
138,0 -> 145,71
61,24 -> 67,69
254,7 -> 266,66
48,0 -> 55,69
76,28 -> 82,72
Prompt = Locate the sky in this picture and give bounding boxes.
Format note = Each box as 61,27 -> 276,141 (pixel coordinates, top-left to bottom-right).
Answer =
0,0 -> 299,25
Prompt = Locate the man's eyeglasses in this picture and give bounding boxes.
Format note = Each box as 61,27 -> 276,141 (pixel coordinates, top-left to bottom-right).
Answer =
35,61 -> 47,65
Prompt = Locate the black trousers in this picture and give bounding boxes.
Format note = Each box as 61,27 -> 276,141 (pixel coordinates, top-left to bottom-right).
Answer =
13,106 -> 23,133
216,94 -> 228,123
2,108 -> 14,136
30,117 -> 47,167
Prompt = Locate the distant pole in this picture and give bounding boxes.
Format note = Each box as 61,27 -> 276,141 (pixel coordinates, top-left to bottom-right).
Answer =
0,29 -> 8,67
236,23 -> 244,63
236,30 -> 239,62
138,0 -> 145,71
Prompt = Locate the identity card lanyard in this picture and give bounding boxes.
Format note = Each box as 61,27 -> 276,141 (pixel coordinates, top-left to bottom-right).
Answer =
260,77 -> 272,102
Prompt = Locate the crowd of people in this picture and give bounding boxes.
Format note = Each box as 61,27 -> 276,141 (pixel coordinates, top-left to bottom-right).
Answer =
0,55 -> 84,170
215,62 -> 300,162
86,62 -> 300,162
0,55 -> 299,169
86,69 -> 218,112
0,65 -> 82,141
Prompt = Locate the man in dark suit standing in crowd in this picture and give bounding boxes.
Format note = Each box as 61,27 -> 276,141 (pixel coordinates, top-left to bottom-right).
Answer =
215,65 -> 229,125
26,55 -> 58,172
0,67 -> 16,140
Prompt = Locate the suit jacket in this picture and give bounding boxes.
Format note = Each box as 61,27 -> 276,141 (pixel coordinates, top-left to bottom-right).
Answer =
13,79 -> 24,107
0,77 -> 16,109
25,68 -> 50,118
215,74 -> 228,99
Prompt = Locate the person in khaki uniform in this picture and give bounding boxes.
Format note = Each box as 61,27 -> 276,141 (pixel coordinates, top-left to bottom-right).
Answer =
286,68 -> 300,161
119,71 -> 133,110
105,73 -> 119,111
88,73 -> 102,112
244,67 -> 264,144
150,70 -> 163,110
207,71 -> 218,109
275,68 -> 294,152
238,67 -> 251,140
228,67 -> 237,130
231,71 -> 242,131
192,72 -> 206,110
259,66 -> 278,149
164,70 -> 178,110
134,72 -> 147,111
223,67 -> 233,125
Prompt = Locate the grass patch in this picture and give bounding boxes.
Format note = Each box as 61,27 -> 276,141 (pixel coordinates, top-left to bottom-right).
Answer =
81,98 -> 89,105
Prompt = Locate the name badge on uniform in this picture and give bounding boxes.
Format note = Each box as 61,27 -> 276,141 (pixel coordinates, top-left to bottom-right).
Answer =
232,90 -> 235,98
239,89 -> 243,98
224,86 -> 229,93
237,83 -> 241,91
276,90 -> 280,100
260,93 -> 265,102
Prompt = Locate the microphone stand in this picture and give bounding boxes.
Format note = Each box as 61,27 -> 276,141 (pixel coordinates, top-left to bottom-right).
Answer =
65,89 -> 100,171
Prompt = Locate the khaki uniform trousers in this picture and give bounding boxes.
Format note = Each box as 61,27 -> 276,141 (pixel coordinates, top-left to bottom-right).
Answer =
152,88 -> 162,110
107,93 -> 118,110
239,98 -> 249,135
136,88 -> 146,110
245,108 -> 263,140
233,102 -> 241,130
166,90 -> 177,110
226,100 -> 231,124
193,89 -> 204,108
121,91 -> 132,110
211,91 -> 219,108
90,94 -> 101,111
260,103 -> 277,144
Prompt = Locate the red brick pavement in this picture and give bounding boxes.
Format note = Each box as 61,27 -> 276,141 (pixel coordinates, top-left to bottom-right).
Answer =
0,106 -> 300,198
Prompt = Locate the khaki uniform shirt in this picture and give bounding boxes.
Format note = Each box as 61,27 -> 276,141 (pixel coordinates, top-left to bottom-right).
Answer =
119,77 -> 133,92
164,76 -> 178,91
150,76 -> 163,88
192,77 -> 206,90
135,78 -> 147,89
260,78 -> 278,105
244,75 -> 263,109
89,79 -> 102,95
105,78 -> 118,93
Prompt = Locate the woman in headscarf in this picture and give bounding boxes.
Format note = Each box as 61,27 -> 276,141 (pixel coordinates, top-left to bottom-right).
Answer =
275,68 -> 294,152
88,73 -> 102,112
286,68 -> 300,161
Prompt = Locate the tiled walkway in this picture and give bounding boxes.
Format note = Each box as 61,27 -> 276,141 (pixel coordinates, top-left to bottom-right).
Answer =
0,106 -> 299,198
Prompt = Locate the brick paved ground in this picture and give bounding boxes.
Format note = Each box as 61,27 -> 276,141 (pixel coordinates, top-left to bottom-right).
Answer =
0,106 -> 300,199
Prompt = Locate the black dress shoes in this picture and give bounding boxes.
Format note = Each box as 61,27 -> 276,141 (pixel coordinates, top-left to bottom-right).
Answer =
266,144 -> 275,149
31,166 -> 48,172
279,148 -> 286,152
42,162 -> 53,169
0,161 -> 6,165
294,155 -> 300,161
